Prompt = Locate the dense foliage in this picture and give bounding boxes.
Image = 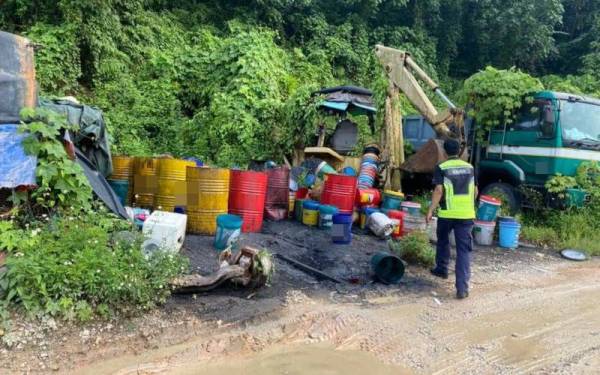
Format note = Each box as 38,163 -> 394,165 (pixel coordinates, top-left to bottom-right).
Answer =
3,0 -> 600,166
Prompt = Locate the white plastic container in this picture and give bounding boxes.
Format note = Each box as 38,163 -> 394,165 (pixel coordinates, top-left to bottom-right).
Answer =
142,211 -> 187,255
402,214 -> 427,236
473,220 -> 496,246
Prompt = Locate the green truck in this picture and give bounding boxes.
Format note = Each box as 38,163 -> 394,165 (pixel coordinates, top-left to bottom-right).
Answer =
475,91 -> 599,212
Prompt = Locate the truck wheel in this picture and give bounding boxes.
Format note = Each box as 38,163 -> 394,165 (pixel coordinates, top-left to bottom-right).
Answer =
481,182 -> 520,215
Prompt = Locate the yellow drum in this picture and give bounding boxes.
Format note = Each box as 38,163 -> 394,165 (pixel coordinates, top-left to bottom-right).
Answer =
155,158 -> 195,212
109,156 -> 134,205
186,167 -> 230,234
110,155 -> 134,180
133,157 -> 159,208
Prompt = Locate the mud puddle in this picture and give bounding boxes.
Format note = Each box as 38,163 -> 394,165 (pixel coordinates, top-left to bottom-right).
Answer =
177,344 -> 410,375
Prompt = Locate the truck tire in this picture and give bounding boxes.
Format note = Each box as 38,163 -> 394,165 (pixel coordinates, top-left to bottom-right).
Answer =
481,182 -> 520,215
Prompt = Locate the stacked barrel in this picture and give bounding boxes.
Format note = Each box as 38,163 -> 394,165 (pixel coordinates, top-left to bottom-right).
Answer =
264,167 -> 289,221
108,156 -> 134,205
187,167 -> 230,234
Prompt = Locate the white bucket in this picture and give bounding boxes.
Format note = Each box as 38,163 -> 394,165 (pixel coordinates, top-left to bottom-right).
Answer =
403,214 -> 427,236
473,220 -> 496,246
427,217 -> 438,242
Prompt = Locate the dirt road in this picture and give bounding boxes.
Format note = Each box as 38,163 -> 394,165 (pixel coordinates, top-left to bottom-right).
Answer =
66,258 -> 598,375
2,221 -> 599,374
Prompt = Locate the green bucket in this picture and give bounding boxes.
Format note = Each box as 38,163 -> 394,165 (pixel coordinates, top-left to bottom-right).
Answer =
371,252 -> 405,284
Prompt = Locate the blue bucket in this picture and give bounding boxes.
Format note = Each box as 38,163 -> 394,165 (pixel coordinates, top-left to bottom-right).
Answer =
499,221 -> 521,249
477,195 -> 502,221
214,214 -> 243,251
332,213 -> 353,244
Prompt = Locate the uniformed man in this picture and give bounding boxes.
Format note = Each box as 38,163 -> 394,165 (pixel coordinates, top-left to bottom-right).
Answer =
426,139 -> 477,299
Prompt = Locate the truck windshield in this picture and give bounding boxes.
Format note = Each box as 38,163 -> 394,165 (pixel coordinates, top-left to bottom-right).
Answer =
561,100 -> 600,142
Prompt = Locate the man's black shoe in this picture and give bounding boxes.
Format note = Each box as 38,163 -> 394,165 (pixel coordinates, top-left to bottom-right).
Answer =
430,268 -> 448,279
456,290 -> 469,299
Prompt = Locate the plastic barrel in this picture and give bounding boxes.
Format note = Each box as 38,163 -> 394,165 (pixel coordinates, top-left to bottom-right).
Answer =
108,179 -> 129,206
499,221 -> 521,249
155,158 -> 195,212
265,167 -> 290,221
133,157 -> 159,208
288,190 -> 296,217
332,213 -> 353,244
498,216 -> 517,224
320,174 -> 357,215
186,167 -> 230,235
371,252 -> 405,284
214,214 -> 243,251
318,205 -> 338,229
294,198 -> 305,222
477,195 -> 502,221
228,170 -> 268,233
473,220 -> 496,246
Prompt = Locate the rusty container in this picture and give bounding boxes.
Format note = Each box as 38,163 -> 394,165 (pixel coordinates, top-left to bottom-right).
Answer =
133,157 -> 159,208
186,167 -> 230,234
228,170 -> 268,232
0,31 -> 36,123
155,158 -> 195,212
264,167 -> 290,221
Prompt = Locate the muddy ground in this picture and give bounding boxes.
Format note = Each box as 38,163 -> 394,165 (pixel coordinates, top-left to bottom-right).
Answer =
1,220 -> 599,374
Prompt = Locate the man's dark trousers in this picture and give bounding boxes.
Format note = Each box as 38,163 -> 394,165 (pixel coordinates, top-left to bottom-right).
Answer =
435,218 -> 474,294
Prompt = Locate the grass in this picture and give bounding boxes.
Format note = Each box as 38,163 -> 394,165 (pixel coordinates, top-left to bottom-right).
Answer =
520,210 -> 600,256
388,231 -> 435,267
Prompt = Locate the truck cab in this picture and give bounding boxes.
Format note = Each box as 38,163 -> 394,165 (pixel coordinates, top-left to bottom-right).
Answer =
478,91 -> 600,210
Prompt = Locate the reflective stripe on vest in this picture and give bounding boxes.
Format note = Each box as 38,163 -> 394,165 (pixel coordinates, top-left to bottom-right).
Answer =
437,159 -> 476,220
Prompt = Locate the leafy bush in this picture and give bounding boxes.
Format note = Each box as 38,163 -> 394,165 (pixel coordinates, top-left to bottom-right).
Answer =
13,108 -> 92,213
460,67 -> 544,142
388,231 -> 435,267
0,209 -> 188,321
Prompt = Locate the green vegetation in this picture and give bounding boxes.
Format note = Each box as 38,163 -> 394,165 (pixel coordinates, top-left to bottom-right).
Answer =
388,231 -> 435,267
0,210 -> 187,323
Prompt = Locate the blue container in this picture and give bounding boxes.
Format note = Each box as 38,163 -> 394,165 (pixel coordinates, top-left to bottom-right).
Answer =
477,195 -> 502,221
318,205 -> 338,229
381,190 -> 404,211
108,179 -> 129,206
371,252 -> 405,284
332,213 -> 353,244
498,216 -> 517,224
499,221 -> 521,249
214,214 -> 243,251
342,166 -> 356,176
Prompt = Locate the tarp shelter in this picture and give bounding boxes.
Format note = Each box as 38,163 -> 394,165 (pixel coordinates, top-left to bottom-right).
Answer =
40,98 -> 113,178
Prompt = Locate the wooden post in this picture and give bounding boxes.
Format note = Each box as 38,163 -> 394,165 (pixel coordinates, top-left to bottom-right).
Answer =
384,83 -> 404,191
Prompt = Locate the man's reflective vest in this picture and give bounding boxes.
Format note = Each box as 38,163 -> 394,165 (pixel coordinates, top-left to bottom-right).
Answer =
437,159 -> 476,220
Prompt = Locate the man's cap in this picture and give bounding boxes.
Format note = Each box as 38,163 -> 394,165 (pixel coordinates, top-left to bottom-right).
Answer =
443,139 -> 460,156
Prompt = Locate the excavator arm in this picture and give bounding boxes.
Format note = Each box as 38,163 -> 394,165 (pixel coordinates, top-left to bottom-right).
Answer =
375,44 -> 467,175
375,44 -> 463,140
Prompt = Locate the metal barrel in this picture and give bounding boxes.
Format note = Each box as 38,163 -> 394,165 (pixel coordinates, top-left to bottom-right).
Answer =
186,167 -> 230,235
155,158 -> 195,212
228,170 -> 268,233
133,157 -> 159,208
264,167 -> 290,221
320,174 -> 357,214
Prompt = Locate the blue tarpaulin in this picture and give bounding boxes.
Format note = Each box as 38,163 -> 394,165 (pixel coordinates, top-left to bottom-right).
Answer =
0,124 -> 37,188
